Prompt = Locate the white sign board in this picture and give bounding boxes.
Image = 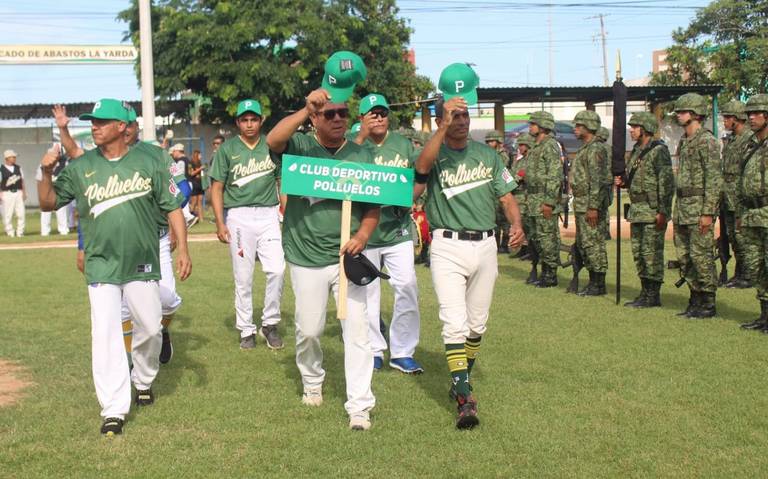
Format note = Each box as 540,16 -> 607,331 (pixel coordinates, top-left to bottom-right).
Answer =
0,45 -> 138,64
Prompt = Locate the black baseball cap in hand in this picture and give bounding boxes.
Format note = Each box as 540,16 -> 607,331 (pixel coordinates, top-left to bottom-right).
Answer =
344,253 -> 390,286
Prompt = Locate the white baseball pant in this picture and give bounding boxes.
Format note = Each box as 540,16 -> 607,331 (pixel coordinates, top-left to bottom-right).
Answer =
1,190 -> 25,236
288,263 -> 375,415
122,233 -> 183,325
429,231 -> 498,344
88,281 -> 162,419
227,206 -> 285,338
40,205 -> 70,235
363,241 -> 420,359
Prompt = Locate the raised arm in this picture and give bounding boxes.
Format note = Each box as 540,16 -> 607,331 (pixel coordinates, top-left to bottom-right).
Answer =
52,105 -> 85,159
267,89 -> 330,153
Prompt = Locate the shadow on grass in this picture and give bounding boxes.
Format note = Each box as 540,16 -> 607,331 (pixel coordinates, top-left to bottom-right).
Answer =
157,314 -> 210,397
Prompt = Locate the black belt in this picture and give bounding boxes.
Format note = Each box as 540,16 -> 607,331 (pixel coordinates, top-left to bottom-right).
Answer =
442,229 -> 495,241
630,192 -> 650,203
1,188 -> 19,193
744,196 -> 768,209
677,187 -> 704,198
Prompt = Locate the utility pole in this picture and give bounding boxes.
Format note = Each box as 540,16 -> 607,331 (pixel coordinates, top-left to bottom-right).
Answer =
599,14 -> 609,86
138,0 -> 156,141
548,6 -> 554,87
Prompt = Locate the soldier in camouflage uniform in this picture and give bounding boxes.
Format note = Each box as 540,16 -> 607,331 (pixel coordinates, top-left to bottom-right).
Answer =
570,111 -> 610,296
512,133 -> 535,272
737,95 -> 768,331
487,131 -> 513,252
596,126 -> 613,240
617,112 -> 674,308
720,100 -> 753,289
673,93 -> 723,318
525,111 -> 562,287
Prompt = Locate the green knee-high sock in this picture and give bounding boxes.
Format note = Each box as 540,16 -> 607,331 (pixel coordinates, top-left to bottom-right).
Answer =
445,343 -> 470,398
465,336 -> 482,378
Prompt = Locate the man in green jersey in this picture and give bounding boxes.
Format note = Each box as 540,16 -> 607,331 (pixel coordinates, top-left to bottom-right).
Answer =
210,99 -> 285,350
38,99 -> 191,437
54,103 -> 189,366
354,93 -> 423,374
414,62 -> 524,430
267,51 -> 379,431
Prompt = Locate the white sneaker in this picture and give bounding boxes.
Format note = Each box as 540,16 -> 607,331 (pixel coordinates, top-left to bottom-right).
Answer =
301,387 -> 323,407
349,411 -> 371,431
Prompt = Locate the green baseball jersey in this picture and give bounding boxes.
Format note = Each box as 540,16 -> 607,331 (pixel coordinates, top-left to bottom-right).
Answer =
738,136 -> 768,227
625,141 -> 674,223
571,137 -> 609,213
673,128 -> 722,225
722,129 -> 753,212
425,140 -> 517,232
524,135 -> 562,216
364,132 -> 415,248
134,142 -> 187,229
209,135 -> 280,208
281,133 -> 378,267
54,146 -> 183,285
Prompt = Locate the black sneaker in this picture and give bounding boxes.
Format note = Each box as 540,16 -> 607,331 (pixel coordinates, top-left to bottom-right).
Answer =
135,388 -> 154,406
159,329 -> 173,364
259,325 -> 284,350
455,396 -> 479,430
101,417 -> 124,437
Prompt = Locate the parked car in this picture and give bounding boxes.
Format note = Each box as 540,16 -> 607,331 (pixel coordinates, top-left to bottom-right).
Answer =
504,121 -> 581,157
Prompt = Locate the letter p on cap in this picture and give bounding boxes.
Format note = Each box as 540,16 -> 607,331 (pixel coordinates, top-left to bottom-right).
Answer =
455,80 -> 464,93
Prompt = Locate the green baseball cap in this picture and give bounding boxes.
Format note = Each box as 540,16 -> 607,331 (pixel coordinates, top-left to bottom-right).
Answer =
124,102 -> 138,123
79,98 -> 130,122
350,122 -> 361,133
359,93 -> 389,115
321,51 -> 367,104
438,63 -> 480,106
236,99 -> 262,117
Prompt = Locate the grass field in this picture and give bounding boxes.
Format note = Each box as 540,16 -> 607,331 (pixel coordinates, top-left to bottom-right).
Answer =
1,237 -> 767,478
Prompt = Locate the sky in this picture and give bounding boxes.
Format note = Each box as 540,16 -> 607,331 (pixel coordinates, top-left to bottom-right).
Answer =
0,0 -> 711,107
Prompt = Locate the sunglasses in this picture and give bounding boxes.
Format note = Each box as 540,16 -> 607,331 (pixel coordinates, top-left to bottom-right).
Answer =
369,108 -> 389,118
320,108 -> 350,120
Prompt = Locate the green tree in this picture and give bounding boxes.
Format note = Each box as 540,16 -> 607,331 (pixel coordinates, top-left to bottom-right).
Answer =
118,0 -> 433,127
650,0 -> 768,99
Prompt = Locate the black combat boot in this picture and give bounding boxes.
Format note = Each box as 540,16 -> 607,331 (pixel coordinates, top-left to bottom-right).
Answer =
526,261 -> 539,284
625,278 -> 648,307
742,300 -> 768,330
535,264 -> 558,288
577,271 -> 595,296
579,272 -> 607,296
638,280 -> 662,308
690,292 -> 716,318
677,290 -> 698,317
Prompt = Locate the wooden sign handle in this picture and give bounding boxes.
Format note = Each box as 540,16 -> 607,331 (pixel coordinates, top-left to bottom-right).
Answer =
337,199 -> 352,320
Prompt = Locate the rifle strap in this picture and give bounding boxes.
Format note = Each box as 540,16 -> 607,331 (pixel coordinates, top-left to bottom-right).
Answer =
626,140 -> 663,187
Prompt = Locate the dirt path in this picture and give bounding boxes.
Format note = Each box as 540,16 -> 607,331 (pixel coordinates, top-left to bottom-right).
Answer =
0,360 -> 33,408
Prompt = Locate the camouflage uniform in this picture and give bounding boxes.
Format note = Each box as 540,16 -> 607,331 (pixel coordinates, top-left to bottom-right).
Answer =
596,127 -> 613,239
571,111 -> 610,295
525,111 -> 562,287
737,94 -> 768,330
672,93 -> 722,317
720,100 -> 753,288
487,131 -> 512,252
623,112 -> 674,308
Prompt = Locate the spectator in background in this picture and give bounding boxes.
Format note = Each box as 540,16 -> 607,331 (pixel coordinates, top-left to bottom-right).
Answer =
36,145 -> 70,235
188,149 -> 205,223
169,143 -> 198,227
203,135 -> 225,221
1,149 -> 26,237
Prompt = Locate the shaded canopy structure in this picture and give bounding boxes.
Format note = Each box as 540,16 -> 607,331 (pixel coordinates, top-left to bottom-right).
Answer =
418,85 -> 724,133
